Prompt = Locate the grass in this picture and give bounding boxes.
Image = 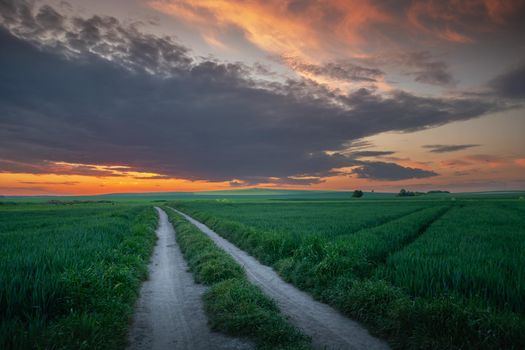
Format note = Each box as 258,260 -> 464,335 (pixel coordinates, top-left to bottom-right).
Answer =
162,207 -> 311,350
0,203 -> 157,350
170,198 -> 525,349
173,200 -> 432,240
276,206 -> 450,293
3,195 -> 524,349
379,203 -> 525,313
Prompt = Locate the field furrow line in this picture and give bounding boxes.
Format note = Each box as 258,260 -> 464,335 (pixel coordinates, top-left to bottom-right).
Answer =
370,205 -> 454,269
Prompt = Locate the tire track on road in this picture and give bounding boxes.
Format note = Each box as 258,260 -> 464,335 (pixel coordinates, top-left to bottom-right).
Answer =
127,207 -> 253,350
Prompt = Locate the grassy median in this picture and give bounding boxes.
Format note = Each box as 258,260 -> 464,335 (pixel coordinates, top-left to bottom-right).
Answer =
163,207 -> 311,350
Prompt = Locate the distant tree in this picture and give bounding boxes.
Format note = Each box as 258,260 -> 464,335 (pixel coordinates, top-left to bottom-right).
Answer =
352,190 -> 364,198
398,189 -> 424,197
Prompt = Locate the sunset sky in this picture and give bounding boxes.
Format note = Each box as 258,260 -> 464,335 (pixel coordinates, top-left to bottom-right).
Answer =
1,0 -> 524,195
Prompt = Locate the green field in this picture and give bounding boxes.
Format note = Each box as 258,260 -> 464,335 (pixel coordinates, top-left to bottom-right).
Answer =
2,191 -> 525,349
0,203 -> 156,349
170,196 -> 525,349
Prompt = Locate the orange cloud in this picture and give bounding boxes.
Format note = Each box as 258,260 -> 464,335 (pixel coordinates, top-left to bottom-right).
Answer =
149,0 -> 394,92
406,0 -> 525,43
439,28 -> 474,44
515,158 -> 525,167
484,0 -> 525,22
147,0 -> 524,94
149,0 -> 391,61
465,154 -> 507,168
440,159 -> 472,169
440,154 -> 513,171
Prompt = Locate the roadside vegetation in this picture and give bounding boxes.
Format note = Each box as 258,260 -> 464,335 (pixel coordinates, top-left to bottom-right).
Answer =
162,207 -> 311,350
0,203 -> 157,350
170,199 -> 525,349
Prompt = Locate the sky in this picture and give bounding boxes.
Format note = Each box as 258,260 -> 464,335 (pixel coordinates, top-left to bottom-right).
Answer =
0,0 -> 524,195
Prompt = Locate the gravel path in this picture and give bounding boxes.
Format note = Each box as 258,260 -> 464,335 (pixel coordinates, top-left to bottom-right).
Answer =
170,207 -> 390,350
127,207 -> 253,350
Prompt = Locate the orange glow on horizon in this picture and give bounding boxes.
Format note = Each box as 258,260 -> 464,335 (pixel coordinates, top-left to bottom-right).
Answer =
0,172 -> 235,196
1,157 -> 524,196
3,163 -> 524,195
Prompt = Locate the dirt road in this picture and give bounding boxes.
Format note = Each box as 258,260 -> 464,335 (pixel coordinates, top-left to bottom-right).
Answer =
127,207 -> 253,350
170,207 -> 390,350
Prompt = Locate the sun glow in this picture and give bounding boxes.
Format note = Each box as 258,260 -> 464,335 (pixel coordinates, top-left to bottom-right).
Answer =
0,161 -> 233,195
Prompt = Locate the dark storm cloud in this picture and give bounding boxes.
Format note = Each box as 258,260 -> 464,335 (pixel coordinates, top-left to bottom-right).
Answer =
0,0 -> 192,76
423,144 -> 480,153
489,60 -> 525,99
35,5 -> 64,30
352,162 -> 438,181
0,160 -> 126,177
0,1 -> 500,184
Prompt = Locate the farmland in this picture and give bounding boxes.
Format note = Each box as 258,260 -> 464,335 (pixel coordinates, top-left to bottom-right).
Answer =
1,193 -> 524,349
0,203 -> 156,349
171,197 -> 525,349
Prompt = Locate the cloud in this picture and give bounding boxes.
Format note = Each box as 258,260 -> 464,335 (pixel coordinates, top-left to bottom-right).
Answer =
0,159 -> 129,177
0,1 -> 501,185
400,51 -> 454,86
423,144 -> 480,153
230,176 -> 326,186
351,162 -> 438,180
353,50 -> 455,87
489,60 -> 525,99
133,175 -> 171,180
440,159 -> 472,167
465,154 -> 507,167
406,0 -> 525,43
440,154 -> 513,169
18,181 -> 79,186
282,56 -> 384,82
0,1 -> 192,76
349,150 -> 396,158
515,158 -> 525,167
0,186 -> 50,193
148,0 -> 525,57
148,0 -> 391,59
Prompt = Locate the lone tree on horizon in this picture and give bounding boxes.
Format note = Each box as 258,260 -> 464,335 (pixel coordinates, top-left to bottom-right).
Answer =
352,190 -> 364,198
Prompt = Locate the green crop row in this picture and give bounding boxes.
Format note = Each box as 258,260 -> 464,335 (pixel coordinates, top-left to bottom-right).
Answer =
276,206 -> 450,293
170,200 -> 525,349
173,200 -> 430,239
0,204 -> 157,350
379,204 -> 525,313
162,207 -> 311,350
